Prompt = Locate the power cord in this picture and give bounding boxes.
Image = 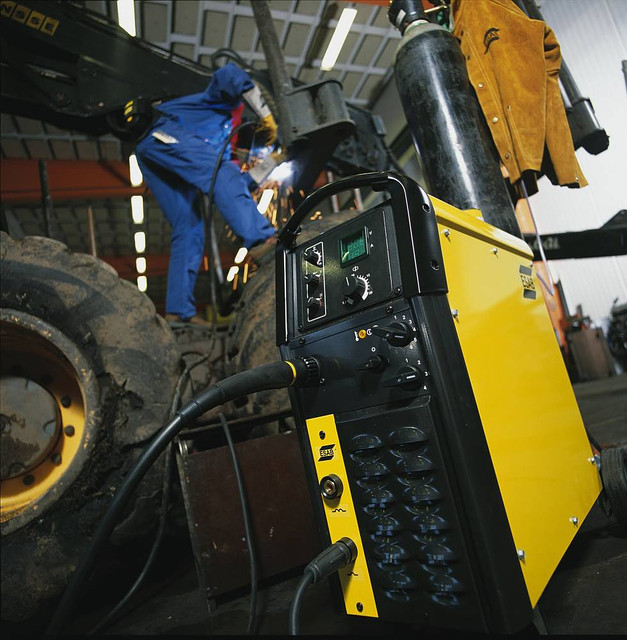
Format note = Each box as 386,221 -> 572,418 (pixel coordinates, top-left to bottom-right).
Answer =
218,413 -> 259,635
46,357 -> 320,636
288,538 -> 358,635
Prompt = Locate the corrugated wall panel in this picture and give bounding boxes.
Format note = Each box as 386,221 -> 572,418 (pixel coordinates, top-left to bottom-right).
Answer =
528,0 -> 627,328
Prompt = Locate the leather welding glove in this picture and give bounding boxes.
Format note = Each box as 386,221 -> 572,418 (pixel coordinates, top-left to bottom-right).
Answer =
242,82 -> 278,146
256,113 -> 278,146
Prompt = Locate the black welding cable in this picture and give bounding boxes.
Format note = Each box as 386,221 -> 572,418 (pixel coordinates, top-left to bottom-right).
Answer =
288,573 -> 314,636
203,120 -> 258,327
88,355 -> 210,635
46,359 -> 317,637
218,413 -> 259,635
87,443 -> 174,636
287,538 -> 358,636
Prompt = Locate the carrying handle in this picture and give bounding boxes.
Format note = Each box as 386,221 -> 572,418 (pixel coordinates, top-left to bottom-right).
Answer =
278,171 -> 398,248
274,170 -> 448,345
277,169 -> 447,295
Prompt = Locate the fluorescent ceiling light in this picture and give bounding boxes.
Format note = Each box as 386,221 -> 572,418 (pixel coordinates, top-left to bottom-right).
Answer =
136,256 -> 147,274
234,247 -> 248,264
129,154 -> 143,186
257,188 -> 274,214
131,195 -> 144,224
117,0 -> 136,36
134,231 -> 146,253
226,266 -> 239,282
137,275 -> 147,292
320,7 -> 357,71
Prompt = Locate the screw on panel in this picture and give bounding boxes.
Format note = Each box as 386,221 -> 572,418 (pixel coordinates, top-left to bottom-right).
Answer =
60,396 -> 72,408
356,602 -> 364,612
319,431 -> 326,440
386,305 -> 393,314
517,549 -> 526,562
64,425 -> 75,437
491,247 -> 499,255
451,309 -> 459,319
442,228 -> 450,238
570,516 -> 579,526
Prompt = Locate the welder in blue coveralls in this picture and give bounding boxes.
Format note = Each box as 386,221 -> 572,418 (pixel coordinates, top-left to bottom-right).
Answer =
135,62 -> 278,325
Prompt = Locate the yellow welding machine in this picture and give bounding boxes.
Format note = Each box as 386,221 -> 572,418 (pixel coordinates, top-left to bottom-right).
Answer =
277,172 -> 600,633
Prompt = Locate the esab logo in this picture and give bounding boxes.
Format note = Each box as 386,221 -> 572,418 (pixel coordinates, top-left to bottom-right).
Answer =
318,444 -> 336,462
519,265 -> 536,300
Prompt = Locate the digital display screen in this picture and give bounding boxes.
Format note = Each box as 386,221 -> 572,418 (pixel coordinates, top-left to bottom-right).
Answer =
340,228 -> 368,267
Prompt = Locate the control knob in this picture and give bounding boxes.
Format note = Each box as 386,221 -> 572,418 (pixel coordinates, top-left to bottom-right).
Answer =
304,247 -> 322,267
383,365 -> 423,390
371,321 -> 414,347
304,272 -> 320,287
342,274 -> 367,305
306,296 -> 323,312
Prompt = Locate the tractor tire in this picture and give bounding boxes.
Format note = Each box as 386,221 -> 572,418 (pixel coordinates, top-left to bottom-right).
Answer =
225,209 -> 359,419
600,446 -> 627,532
0,232 -> 180,623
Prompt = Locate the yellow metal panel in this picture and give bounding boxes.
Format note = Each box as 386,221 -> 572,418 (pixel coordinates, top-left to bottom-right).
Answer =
305,415 -> 378,618
432,198 -> 601,607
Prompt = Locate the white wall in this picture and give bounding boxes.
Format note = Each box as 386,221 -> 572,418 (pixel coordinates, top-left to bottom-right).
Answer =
528,0 -> 627,328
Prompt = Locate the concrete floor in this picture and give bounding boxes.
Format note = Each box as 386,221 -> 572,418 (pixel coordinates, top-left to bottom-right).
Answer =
56,374 -> 627,635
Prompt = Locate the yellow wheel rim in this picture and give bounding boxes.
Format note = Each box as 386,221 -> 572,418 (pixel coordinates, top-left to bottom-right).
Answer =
1,310 -> 99,534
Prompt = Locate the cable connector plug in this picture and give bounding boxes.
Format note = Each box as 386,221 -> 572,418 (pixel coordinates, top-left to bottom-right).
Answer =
289,538 -> 358,634
304,537 -> 358,583
290,356 -> 321,388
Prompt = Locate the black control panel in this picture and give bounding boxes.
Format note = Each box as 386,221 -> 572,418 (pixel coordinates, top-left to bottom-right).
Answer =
297,207 -> 399,330
276,172 -> 531,634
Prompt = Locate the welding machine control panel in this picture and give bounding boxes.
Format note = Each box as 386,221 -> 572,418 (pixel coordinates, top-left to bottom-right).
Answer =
297,207 -> 398,330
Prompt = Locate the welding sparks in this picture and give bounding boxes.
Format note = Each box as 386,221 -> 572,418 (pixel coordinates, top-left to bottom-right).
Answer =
267,161 -> 294,183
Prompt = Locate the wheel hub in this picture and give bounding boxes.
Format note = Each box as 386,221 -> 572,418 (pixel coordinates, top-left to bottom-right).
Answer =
1,377 -> 62,481
1,310 -> 99,535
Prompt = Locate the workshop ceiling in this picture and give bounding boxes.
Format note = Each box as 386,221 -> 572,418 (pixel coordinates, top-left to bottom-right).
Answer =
0,0 -> 401,164
0,0 -> 406,311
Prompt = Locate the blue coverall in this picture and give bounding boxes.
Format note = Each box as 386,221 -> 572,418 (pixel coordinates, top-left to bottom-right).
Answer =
136,63 -> 275,321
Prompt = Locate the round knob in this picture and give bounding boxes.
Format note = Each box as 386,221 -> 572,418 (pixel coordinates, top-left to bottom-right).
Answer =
383,365 -> 423,390
307,296 -> 323,311
304,247 -> 321,266
371,321 -> 414,347
304,272 -> 320,288
342,274 -> 366,303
